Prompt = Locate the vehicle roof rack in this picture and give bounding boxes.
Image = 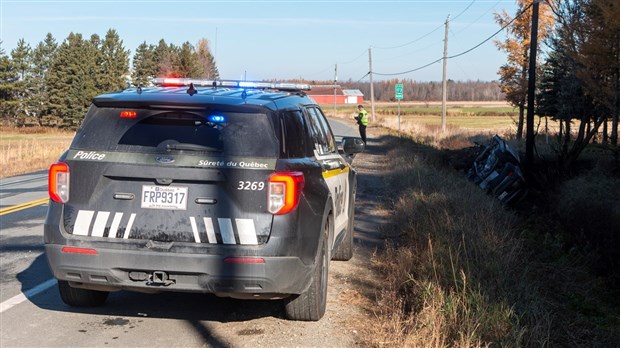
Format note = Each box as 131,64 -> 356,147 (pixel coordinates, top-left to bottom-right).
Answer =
152,78 -> 312,92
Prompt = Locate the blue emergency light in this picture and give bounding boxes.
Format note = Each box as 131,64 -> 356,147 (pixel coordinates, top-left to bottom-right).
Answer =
208,115 -> 226,123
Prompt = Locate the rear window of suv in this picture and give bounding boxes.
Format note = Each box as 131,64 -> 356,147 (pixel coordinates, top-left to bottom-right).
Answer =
71,106 -> 279,157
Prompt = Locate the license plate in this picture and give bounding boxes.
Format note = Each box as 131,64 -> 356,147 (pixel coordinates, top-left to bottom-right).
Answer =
141,185 -> 188,210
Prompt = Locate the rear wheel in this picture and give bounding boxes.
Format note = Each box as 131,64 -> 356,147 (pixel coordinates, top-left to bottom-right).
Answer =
58,280 -> 108,307
284,218 -> 330,321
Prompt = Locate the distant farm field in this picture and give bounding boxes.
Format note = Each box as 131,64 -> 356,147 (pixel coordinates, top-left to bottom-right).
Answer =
324,101 -> 564,134
0,127 -> 73,178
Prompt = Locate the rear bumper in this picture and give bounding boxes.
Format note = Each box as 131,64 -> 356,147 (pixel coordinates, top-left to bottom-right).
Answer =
45,244 -> 313,298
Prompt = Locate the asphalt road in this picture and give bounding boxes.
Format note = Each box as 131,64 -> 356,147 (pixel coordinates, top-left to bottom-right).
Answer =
0,118 -> 364,347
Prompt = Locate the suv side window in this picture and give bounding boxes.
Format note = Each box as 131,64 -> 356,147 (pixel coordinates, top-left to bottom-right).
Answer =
311,107 -> 337,153
305,107 -> 335,156
281,110 -> 308,158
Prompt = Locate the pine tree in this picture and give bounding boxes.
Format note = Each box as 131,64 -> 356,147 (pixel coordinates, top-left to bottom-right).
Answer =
154,39 -> 177,77
131,41 -> 156,87
99,29 -> 130,92
0,42 -> 19,125
10,38 -> 32,125
29,33 -> 57,125
177,41 -> 202,78
576,0 -> 620,144
47,33 -> 99,128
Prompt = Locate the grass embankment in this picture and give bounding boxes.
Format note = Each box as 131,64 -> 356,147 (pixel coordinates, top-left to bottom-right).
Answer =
0,127 -> 73,178
363,126 -> 620,347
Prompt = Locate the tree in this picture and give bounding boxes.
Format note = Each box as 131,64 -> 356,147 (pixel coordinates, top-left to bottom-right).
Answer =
47,33 -> 99,128
10,38 -> 32,125
574,0 -> 620,145
153,39 -> 177,77
495,0 -> 555,139
29,33 -> 57,125
98,29 -> 130,92
0,42 -> 19,125
132,41 -> 157,86
176,41 -> 202,78
537,0 -> 617,169
195,38 -> 219,80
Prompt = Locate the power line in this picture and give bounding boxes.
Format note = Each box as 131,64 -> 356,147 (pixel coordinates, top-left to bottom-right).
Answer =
453,0 -> 501,36
373,24 -> 444,50
451,0 -> 476,21
373,0 -> 475,50
356,72 -> 370,83
374,2 -> 532,77
338,49 -> 367,65
447,3 -> 529,60
374,58 -> 443,76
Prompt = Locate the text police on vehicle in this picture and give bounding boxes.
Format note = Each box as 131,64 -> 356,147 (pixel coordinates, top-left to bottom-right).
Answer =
44,78 -> 365,321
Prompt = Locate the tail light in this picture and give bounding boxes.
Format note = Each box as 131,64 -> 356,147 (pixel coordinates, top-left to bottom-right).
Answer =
268,172 -> 304,214
49,162 -> 70,203
61,246 -> 97,255
120,110 -> 137,118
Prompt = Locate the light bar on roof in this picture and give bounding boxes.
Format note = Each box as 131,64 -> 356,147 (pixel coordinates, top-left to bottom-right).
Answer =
152,78 -> 311,91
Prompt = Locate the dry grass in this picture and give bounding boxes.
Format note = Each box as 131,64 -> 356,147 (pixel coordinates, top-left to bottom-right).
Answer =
0,127 -> 73,178
361,127 -> 620,347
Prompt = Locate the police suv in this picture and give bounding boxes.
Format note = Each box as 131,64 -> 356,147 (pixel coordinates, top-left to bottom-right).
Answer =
44,78 -> 365,321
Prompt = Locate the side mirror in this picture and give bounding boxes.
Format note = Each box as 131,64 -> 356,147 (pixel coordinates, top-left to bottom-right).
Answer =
341,137 -> 365,155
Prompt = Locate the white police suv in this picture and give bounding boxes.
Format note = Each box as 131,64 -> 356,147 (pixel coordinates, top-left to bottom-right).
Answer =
44,78 -> 365,321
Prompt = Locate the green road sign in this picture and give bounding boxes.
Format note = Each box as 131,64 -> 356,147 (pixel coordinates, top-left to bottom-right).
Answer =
395,83 -> 404,100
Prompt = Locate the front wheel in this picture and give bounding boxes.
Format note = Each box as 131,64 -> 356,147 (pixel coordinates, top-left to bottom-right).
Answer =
284,218 -> 329,321
58,280 -> 108,307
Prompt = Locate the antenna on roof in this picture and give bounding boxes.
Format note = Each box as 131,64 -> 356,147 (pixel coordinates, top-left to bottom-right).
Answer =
187,83 -> 197,96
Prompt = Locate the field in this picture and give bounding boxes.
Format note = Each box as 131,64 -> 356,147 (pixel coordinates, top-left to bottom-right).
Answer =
0,127 -> 74,178
323,101 -> 567,135
359,125 -> 620,347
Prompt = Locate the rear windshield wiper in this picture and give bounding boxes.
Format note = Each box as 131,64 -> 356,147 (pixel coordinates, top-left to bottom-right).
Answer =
166,143 -> 222,152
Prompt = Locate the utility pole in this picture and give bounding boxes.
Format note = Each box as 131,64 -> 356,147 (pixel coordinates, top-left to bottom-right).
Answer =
368,47 -> 376,122
441,15 -> 450,133
334,64 -> 337,118
525,0 -> 540,169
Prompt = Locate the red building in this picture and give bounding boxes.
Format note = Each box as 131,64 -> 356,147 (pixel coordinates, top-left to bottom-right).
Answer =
307,85 -> 364,105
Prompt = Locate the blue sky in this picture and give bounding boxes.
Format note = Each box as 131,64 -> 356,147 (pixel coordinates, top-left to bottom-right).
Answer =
1,0 -> 518,82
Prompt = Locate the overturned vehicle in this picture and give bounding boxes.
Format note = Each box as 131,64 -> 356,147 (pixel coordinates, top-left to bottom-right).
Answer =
467,135 -> 527,205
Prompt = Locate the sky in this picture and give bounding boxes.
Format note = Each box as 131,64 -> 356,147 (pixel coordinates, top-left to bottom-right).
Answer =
0,0 -> 519,82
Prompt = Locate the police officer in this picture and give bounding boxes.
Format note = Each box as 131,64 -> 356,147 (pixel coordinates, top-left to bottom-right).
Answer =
354,104 -> 368,144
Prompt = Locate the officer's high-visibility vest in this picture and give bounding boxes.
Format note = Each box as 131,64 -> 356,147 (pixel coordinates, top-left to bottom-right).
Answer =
358,109 -> 368,126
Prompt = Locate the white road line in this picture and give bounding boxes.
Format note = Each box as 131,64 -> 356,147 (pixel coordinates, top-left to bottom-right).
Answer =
0,278 -> 57,313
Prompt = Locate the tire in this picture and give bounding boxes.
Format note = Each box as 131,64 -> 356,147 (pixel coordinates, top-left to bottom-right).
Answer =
333,194 -> 355,261
284,219 -> 329,321
58,280 -> 108,307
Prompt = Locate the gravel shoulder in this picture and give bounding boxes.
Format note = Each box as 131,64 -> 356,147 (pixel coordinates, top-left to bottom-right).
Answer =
201,123 -> 391,347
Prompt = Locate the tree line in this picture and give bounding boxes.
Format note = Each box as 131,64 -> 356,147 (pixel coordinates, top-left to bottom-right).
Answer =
281,78 -> 505,103
496,0 -> 619,168
340,79 -> 505,103
0,30 -> 218,128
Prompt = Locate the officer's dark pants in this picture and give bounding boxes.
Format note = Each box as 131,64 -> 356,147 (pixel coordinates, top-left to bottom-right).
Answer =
358,125 -> 367,144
